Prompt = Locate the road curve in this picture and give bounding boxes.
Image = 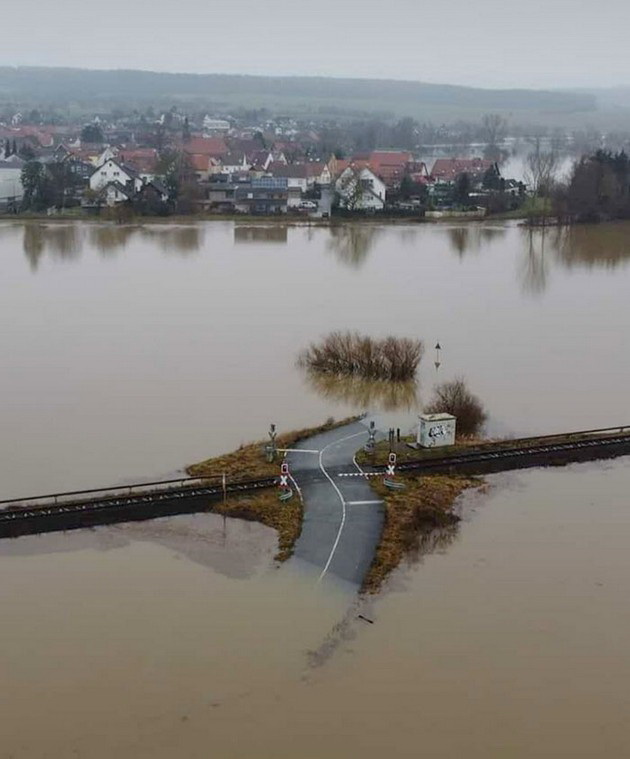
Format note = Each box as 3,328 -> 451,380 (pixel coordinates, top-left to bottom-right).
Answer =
287,419 -> 385,587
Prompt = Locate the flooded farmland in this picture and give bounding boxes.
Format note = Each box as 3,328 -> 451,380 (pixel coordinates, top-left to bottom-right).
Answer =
1,220 -> 630,757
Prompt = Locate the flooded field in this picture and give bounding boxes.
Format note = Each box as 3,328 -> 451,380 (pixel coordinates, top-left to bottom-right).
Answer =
1,220 -> 630,757
1,220 -> 629,496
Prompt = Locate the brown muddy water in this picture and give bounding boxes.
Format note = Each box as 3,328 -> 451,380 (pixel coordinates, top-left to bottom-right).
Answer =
1,220 -> 630,757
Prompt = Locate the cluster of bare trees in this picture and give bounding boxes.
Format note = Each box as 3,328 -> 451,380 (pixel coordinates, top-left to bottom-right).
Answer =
299,331 -> 423,381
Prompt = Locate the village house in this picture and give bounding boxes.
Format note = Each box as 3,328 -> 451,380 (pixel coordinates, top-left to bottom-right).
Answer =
89,159 -> 144,193
431,157 -> 498,185
233,177 -> 288,214
0,157 -> 24,209
97,181 -> 135,207
367,150 -> 414,186
202,116 -> 231,133
335,166 -> 386,211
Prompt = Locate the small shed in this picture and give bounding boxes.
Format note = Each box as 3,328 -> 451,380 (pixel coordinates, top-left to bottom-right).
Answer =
417,413 -> 456,448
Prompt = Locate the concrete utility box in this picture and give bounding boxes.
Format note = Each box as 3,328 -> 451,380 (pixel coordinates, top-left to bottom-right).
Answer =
418,413 -> 456,448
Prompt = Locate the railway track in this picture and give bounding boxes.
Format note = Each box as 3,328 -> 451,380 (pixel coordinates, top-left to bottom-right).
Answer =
0,476 -> 276,532
1,426 -> 629,538
396,430 -> 630,474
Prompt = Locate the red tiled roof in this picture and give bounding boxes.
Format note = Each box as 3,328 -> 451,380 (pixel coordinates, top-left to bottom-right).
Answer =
367,150 -> 414,185
188,154 -> 210,172
431,158 -> 494,182
369,150 -> 413,167
118,148 -> 159,173
182,136 -> 229,157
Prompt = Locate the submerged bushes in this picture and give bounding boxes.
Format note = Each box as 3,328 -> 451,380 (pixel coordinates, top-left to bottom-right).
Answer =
424,377 -> 487,437
299,331 -> 423,382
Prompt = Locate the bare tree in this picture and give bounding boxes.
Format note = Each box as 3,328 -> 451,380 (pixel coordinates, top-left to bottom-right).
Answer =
424,377 -> 487,437
481,114 -> 508,147
525,137 -> 560,196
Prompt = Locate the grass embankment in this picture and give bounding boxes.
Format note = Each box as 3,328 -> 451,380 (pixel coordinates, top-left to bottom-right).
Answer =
186,416 -> 359,562
358,426 -> 623,469
187,416 -> 359,481
362,473 -> 484,593
356,436 -> 487,468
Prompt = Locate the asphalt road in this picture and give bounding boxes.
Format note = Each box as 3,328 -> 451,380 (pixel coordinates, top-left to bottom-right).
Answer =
286,419 -> 385,587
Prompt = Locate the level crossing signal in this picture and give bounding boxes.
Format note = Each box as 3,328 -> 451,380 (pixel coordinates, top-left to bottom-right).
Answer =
280,461 -> 290,488
387,452 -> 397,476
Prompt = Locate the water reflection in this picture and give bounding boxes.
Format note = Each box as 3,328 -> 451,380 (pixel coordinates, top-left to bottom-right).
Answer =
142,225 -> 203,255
0,513 -> 273,580
23,224 -> 45,271
303,369 -> 420,412
446,224 -> 507,258
22,223 -> 81,270
551,223 -> 630,270
234,225 -> 288,244
89,224 -> 136,255
517,222 -> 630,295
518,227 -> 550,296
327,224 -> 381,268
20,222 -> 205,264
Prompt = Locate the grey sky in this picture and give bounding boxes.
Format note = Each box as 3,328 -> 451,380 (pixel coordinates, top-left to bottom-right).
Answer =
6,0 -> 630,89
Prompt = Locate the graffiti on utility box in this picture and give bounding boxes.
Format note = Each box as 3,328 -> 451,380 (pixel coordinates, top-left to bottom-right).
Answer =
418,414 -> 457,448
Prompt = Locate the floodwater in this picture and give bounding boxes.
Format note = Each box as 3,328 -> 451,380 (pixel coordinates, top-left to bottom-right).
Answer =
1,219 -> 629,496
1,220 -> 630,757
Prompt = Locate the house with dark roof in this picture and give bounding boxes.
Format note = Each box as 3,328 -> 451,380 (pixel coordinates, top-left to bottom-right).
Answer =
233,177 -> 288,214
89,159 -> 143,193
96,181 -> 135,207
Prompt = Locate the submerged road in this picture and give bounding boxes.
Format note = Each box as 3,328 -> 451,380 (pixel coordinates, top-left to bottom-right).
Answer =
287,419 -> 385,587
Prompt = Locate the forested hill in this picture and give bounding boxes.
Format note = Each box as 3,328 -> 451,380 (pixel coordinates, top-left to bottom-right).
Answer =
0,66 -> 597,121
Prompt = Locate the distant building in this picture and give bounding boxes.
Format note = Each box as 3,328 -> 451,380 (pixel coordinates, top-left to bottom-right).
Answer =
368,150 -> 414,186
431,158 -> 497,184
97,181 -> 135,207
335,166 -> 386,211
203,116 -> 231,133
234,177 -> 288,214
89,159 -> 143,193
0,158 -> 24,208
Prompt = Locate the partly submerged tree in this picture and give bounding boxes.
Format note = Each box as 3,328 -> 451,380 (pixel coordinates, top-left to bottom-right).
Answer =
424,377 -> 487,437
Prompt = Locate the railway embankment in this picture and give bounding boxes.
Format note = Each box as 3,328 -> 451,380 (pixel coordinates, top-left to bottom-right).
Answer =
2,424 -> 630,590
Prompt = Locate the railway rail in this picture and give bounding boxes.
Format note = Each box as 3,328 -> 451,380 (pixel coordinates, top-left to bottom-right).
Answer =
1,425 -> 629,539
396,428 -> 630,475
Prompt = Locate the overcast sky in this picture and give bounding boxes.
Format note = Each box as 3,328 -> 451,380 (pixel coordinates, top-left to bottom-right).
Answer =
5,0 -> 629,89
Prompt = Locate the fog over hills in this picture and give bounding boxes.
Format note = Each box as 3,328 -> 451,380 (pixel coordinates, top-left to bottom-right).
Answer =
0,66 -> 604,125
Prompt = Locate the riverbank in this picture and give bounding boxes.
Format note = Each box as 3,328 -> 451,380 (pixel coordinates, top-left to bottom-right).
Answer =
0,209 -> 529,225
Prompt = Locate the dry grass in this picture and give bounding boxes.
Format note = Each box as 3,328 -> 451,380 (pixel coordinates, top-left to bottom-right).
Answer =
211,490 -> 302,562
187,416 -> 359,481
187,416 -> 359,562
299,331 -> 423,382
356,435 -> 489,467
362,474 -> 484,593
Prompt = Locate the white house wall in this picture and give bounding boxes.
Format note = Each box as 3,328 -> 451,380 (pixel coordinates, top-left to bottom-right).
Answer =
0,169 -> 24,203
89,160 -> 133,191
